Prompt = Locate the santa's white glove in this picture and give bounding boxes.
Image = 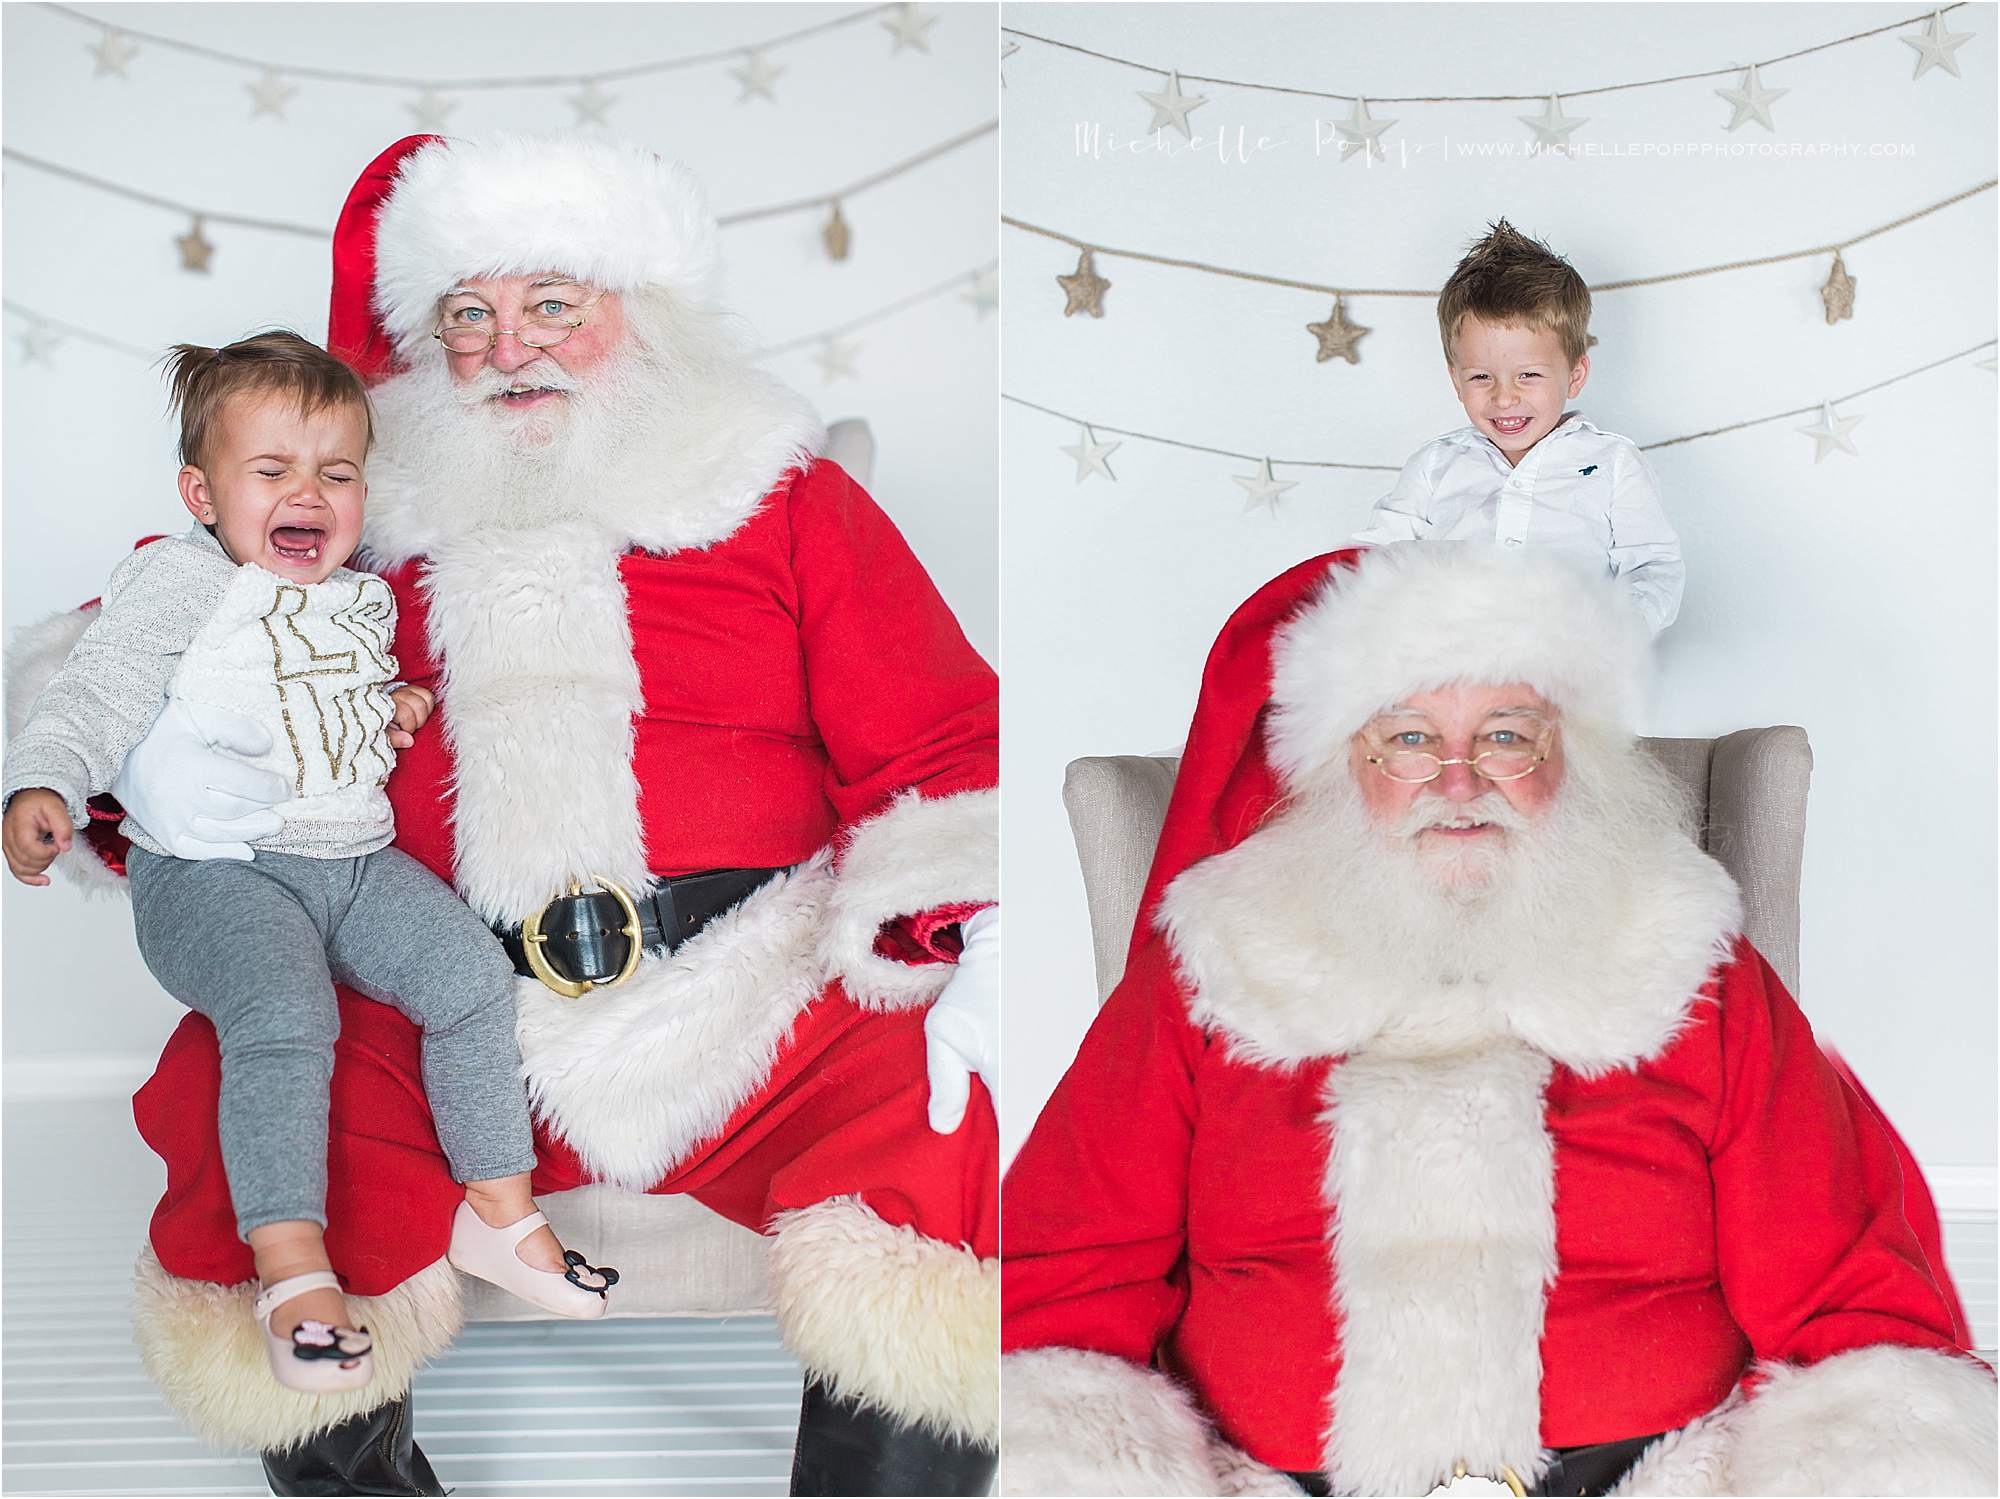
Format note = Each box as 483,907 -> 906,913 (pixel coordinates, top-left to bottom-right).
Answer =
925,905 -> 999,1135
111,698 -> 289,861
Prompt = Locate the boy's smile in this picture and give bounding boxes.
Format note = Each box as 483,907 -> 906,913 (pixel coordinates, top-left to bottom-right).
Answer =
1446,316 -> 1589,468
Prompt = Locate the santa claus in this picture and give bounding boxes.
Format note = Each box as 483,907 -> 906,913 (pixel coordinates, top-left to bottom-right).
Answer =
12,133 -> 998,1495
1001,543 -> 1993,1496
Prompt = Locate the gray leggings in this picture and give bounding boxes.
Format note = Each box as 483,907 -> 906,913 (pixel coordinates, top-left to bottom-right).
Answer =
127,845 -> 537,1239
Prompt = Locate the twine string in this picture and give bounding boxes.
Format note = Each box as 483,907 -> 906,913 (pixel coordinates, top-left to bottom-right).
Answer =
3,124 -> 997,239
1005,340 -> 1998,468
47,1 -> 898,90
1001,4 -> 1972,104
3,263 -> 1000,368
1005,181 -> 1997,299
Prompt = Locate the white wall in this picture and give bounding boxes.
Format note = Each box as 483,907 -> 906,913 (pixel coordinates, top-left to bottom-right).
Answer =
1,1 -> 997,1084
999,0 -> 1998,1212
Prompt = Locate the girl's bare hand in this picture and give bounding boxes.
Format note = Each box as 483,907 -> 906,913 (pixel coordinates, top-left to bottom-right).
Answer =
3,790 -> 73,886
387,686 -> 434,750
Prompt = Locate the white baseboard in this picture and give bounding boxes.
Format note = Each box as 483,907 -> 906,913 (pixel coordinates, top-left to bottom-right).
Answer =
4,1055 -> 156,1101
1927,1165 -> 1999,1217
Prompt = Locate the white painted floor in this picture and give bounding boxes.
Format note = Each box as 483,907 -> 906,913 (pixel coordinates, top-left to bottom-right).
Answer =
5,1098 -> 1992,1497
2,1099 -> 801,1497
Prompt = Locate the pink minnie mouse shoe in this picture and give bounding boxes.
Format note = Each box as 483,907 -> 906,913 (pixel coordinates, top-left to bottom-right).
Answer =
446,1202 -> 618,1318
254,1271 -> 373,1393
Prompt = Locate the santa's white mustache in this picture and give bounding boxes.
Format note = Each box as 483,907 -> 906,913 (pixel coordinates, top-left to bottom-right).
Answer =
454,360 -> 584,403
1393,792 -> 1531,839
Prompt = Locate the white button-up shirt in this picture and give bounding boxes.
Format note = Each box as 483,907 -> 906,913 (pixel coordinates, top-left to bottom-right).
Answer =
1350,412 -> 1684,636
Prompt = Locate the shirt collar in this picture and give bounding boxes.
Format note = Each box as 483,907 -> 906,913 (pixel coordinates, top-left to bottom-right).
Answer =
181,520 -> 233,559
1448,410 -> 1598,460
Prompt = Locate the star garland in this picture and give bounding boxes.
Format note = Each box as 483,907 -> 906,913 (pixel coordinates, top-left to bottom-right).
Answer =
4,262 -> 999,388
1060,425 -> 1120,483
1002,340 -> 1997,510
756,262 -> 1000,387
1006,4 -> 1979,146
56,2 -> 939,126
3,120 -> 994,275
1009,180 -> 1996,366
1057,249 -> 1110,318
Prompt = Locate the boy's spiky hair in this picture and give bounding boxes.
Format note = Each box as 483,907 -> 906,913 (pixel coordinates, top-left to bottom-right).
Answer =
1436,219 -> 1592,366
161,330 -> 373,472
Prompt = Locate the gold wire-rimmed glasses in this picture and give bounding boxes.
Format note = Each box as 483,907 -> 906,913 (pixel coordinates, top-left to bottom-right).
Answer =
1361,719 -> 1555,784
432,290 -> 606,355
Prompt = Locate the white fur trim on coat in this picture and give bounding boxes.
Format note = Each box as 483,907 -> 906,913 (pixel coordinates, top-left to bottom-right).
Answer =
514,855 -> 834,1188
1267,545 -> 1652,786
769,1195 -> 999,1446
4,602 -> 126,897
1156,799 -> 1741,1075
131,1246 -> 463,1453
1000,1347 -> 1300,1497
414,521 -> 648,925
1613,1343 -> 1998,1496
374,133 -> 721,346
819,786 -> 999,1009
1321,1044 -> 1558,1494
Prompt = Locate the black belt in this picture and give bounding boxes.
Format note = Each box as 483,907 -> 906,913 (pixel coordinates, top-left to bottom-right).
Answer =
497,867 -> 790,993
1283,1432 -> 1666,1497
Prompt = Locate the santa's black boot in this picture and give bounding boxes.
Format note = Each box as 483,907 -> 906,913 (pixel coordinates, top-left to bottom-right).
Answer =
261,1394 -> 445,1497
789,1380 -> 996,1496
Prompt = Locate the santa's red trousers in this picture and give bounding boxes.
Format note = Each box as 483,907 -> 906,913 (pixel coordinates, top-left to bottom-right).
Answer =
136,983 -> 997,1295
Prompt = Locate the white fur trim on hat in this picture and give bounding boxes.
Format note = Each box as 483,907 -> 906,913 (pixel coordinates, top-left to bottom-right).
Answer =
1267,543 -> 1650,785
373,132 -> 721,347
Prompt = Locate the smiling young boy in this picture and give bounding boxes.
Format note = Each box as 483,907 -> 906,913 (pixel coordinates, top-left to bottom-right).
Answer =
1351,219 -> 1684,636
1,331 -> 614,1395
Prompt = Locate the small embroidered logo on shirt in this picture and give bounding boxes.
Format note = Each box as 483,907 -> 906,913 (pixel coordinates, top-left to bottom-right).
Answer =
1578,465 -> 1598,475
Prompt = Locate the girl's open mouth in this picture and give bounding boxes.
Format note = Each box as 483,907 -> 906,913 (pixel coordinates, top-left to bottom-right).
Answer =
270,526 -> 326,565
1491,416 -> 1532,436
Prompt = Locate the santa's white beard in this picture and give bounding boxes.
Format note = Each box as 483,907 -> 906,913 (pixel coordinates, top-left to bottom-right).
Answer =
1281,728 -> 1697,990
360,288 -> 771,540
364,344 -> 662,535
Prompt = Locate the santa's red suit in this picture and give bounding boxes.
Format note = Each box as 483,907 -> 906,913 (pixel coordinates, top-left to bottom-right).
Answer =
11,135 -> 997,1461
1001,547 -> 1993,1496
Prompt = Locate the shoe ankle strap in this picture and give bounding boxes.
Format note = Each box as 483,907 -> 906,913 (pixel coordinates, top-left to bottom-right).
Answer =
254,1269 -> 344,1320
497,1209 -> 550,1248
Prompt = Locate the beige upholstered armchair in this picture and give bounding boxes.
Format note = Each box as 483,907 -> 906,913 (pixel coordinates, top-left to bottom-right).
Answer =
1059,728 -> 1814,1004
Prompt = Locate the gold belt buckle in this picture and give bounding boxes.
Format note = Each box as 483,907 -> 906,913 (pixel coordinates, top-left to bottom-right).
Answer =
1451,1460 -> 1527,1497
521,875 -> 644,999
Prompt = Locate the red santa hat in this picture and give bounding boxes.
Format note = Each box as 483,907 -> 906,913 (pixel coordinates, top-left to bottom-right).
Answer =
328,132 -> 721,383
1128,542 -> 1650,961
